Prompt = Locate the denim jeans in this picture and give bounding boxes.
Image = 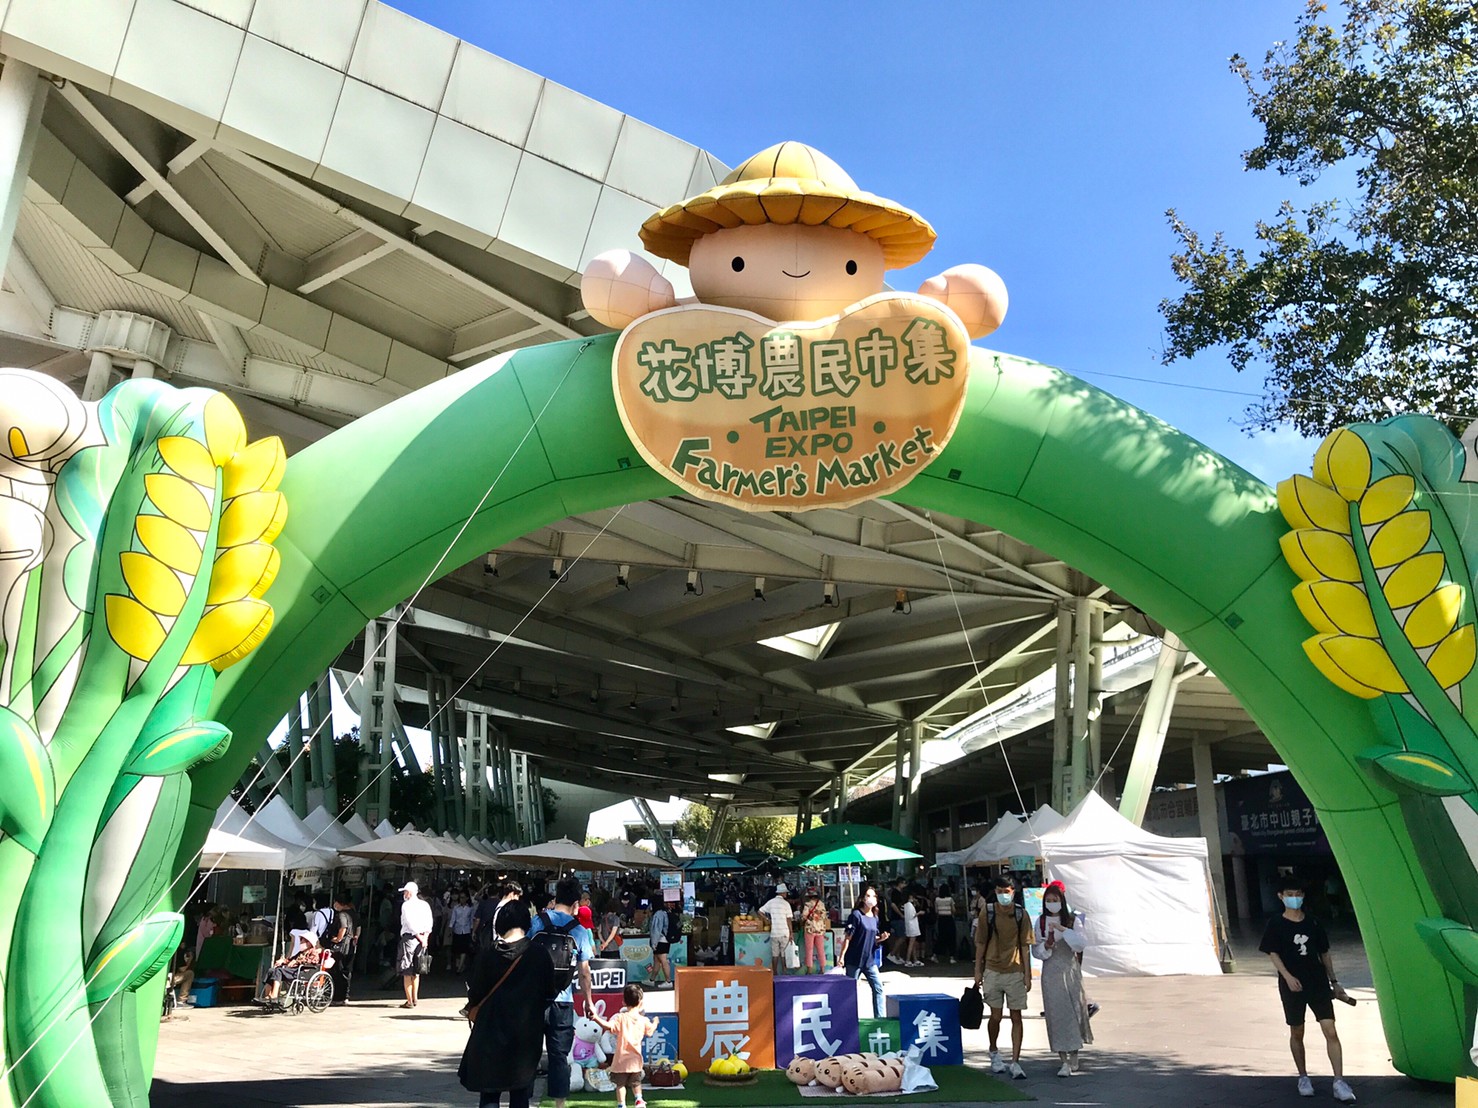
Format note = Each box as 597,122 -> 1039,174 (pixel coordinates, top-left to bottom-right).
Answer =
544,1002 -> 575,1100
849,962 -> 885,1018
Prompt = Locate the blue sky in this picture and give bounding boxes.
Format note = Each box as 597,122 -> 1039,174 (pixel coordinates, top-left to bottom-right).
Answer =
392,1 -> 1326,481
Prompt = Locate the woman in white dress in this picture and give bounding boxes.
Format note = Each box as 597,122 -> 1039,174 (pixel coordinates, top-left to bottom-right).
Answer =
1031,880 -> 1092,1076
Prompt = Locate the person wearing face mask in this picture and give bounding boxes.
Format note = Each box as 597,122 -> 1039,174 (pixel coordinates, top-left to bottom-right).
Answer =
973,875 -> 1031,1080
1259,875 -> 1357,1103
835,884 -> 891,1018
1031,880 -> 1091,1077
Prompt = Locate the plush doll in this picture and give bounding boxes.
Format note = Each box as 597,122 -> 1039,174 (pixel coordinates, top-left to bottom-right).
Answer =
815,1054 -> 866,1089
841,1055 -> 904,1095
571,1015 -> 609,1090
785,1056 -> 817,1085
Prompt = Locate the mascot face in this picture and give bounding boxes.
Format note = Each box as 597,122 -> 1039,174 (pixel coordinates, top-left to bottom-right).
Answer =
688,223 -> 886,321
785,1056 -> 817,1084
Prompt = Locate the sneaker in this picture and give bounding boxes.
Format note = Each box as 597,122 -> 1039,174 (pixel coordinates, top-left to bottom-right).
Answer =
1297,1076 -> 1314,1097
634,1100 -> 647,1108
990,1051 -> 1005,1073
1332,1078 -> 1356,1103
1057,1062 -> 1071,1078
886,954 -> 903,965
1009,1062 -> 1026,1080
1087,1002 -> 1100,1018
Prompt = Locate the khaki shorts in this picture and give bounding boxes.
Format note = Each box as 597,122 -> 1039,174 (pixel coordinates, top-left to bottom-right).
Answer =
612,1071 -> 642,1090
981,967 -> 1028,1011
770,935 -> 788,959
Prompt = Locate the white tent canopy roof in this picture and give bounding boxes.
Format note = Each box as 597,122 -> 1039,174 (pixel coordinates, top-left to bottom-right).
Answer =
213,801 -> 338,871
342,814 -> 378,842
303,806 -> 366,850
200,827 -> 286,871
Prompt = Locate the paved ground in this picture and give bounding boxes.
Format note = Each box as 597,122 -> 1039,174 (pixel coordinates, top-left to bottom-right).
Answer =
150,927 -> 1451,1107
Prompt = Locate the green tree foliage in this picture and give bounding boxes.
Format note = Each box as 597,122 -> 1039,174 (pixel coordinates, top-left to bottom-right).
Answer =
672,803 -> 799,856
1161,1 -> 1478,436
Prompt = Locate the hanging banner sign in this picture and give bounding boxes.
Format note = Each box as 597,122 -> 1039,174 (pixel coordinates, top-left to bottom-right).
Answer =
613,292 -> 971,512
660,871 -> 684,891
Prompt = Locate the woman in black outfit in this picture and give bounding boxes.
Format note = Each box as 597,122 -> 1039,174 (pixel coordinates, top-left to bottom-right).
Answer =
458,900 -> 556,1108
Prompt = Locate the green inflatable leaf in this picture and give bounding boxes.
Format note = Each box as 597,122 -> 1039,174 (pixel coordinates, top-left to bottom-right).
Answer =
122,723 -> 231,777
1416,917 -> 1478,986
84,912 -> 183,1004
1361,746 -> 1472,797
0,705 -> 55,852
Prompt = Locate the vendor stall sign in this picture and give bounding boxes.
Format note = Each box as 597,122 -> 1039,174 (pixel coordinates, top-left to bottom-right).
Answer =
613,295 -> 969,512
660,871 -> 683,891
676,966 -> 775,1071
241,885 -> 267,904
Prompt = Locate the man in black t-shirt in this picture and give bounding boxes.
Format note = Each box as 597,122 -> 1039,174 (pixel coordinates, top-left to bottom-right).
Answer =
1259,875 -> 1356,1103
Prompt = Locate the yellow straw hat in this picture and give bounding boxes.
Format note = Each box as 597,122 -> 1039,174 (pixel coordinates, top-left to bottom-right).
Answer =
639,141 -> 936,268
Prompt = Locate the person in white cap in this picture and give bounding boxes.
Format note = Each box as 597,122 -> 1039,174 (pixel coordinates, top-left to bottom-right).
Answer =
398,881 -> 434,1008
758,883 -> 794,975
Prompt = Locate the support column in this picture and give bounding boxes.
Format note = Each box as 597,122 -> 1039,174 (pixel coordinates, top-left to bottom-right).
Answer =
284,692 -> 308,816
1089,605 -> 1104,789
634,797 -> 678,862
1231,851 -> 1252,922
358,617 -> 397,825
307,674 -> 336,813
462,710 -> 489,838
445,696 -> 465,834
511,749 -> 534,845
0,60 -> 46,279
904,721 -> 923,844
82,350 -> 115,402
426,674 -> 451,833
834,773 -> 849,820
1192,735 -> 1233,968
891,733 -> 906,834
1051,605 -> 1072,811
528,761 -> 547,843
948,806 -> 961,852
1069,596 -> 1092,808
1117,632 -> 1189,825
796,797 -> 813,835
702,800 -> 732,855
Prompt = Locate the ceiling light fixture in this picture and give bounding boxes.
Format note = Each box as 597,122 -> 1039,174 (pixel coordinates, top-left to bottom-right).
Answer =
617,563 -> 630,589
483,554 -> 498,577
686,569 -> 703,595
894,588 -> 911,614
822,581 -> 838,607
550,557 -> 565,580
753,575 -> 765,601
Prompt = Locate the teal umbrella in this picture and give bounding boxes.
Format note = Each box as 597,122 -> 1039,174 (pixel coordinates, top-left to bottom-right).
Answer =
789,823 -> 918,852
681,853 -> 746,872
788,841 -> 922,867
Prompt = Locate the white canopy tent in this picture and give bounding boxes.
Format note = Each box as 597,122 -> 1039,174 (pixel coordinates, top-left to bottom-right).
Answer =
342,813 -> 379,843
1040,792 -> 1222,976
304,806 -> 368,850
213,800 -> 339,871
199,828 -> 286,871
978,805 -> 1067,866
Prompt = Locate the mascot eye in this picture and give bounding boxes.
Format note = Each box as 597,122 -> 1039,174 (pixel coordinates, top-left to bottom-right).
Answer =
731,256 -> 745,272
846,260 -> 858,276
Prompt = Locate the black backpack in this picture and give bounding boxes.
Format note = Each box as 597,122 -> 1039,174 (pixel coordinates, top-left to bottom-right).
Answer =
533,911 -> 581,994
665,909 -> 683,944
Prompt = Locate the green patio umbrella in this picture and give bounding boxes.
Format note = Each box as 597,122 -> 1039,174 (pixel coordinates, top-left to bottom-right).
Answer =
789,822 -> 918,853
788,841 -> 922,867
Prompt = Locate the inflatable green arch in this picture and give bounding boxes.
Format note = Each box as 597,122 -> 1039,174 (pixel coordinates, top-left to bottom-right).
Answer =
195,337 -> 1451,1080
0,333 -> 1470,1105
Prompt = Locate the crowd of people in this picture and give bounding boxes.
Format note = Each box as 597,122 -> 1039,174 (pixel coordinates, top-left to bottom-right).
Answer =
174,864 -> 1359,1105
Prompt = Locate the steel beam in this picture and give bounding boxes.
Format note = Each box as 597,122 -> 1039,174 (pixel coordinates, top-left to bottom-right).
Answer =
634,797 -> 678,862
358,616 -> 397,825
1117,632 -> 1190,825
0,61 -> 45,279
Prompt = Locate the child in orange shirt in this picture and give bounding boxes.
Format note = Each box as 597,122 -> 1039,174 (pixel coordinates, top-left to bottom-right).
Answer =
593,983 -> 659,1108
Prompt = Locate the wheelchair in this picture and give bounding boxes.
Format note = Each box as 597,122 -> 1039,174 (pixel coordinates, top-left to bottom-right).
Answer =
260,949 -> 335,1015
